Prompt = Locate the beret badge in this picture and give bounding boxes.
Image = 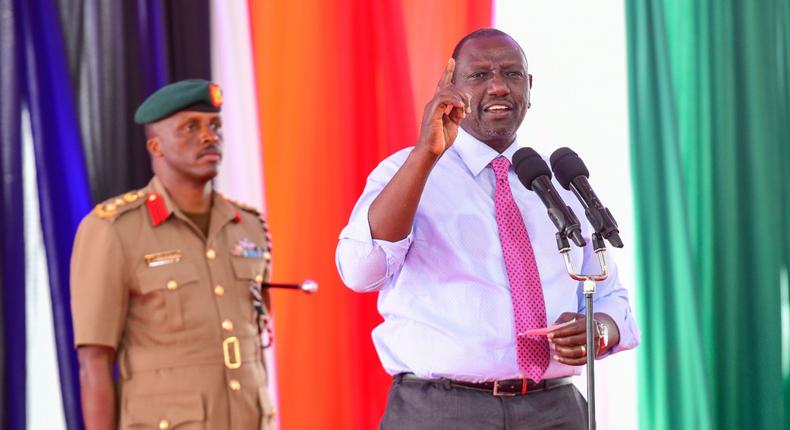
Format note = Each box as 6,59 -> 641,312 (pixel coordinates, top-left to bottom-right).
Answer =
209,83 -> 224,108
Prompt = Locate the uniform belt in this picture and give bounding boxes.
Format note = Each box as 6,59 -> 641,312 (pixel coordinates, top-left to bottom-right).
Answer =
120,335 -> 261,378
400,373 -> 573,396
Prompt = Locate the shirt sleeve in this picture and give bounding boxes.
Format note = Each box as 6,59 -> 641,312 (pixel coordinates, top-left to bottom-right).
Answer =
70,214 -> 130,349
578,245 -> 640,356
335,149 -> 413,293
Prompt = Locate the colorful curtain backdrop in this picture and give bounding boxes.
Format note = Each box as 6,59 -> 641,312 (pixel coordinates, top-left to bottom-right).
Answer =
627,0 -> 790,429
247,1 -> 491,428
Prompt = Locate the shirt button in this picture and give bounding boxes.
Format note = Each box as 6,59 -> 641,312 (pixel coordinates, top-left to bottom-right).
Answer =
166,280 -> 178,290
222,320 -> 234,331
214,285 -> 225,296
229,379 -> 241,391
206,249 -> 216,260
263,251 -> 271,261
254,274 -> 263,284
158,419 -> 170,430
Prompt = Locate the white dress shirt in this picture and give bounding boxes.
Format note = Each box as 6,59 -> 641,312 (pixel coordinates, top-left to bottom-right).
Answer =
336,128 -> 639,383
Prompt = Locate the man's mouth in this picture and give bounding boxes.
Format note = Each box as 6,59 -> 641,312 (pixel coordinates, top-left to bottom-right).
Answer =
198,149 -> 222,162
482,103 -> 513,116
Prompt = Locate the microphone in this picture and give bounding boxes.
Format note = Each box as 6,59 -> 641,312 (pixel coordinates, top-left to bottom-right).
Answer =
512,148 -> 586,247
262,279 -> 319,294
550,147 -> 623,248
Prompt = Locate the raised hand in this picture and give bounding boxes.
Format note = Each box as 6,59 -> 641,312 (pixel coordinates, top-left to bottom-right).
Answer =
417,58 -> 471,156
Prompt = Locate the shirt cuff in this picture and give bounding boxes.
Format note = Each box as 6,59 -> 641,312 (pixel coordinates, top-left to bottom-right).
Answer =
336,204 -> 413,292
593,300 -> 640,356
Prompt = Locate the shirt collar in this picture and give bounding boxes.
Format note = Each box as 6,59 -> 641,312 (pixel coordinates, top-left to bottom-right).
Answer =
452,128 -> 522,177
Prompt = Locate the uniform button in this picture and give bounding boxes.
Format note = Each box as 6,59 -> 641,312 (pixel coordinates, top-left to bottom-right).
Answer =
222,320 -> 234,331
206,249 -> 216,260
263,251 -> 271,261
166,280 -> 178,290
254,274 -> 263,284
214,285 -> 225,296
158,419 -> 170,430
229,379 -> 241,391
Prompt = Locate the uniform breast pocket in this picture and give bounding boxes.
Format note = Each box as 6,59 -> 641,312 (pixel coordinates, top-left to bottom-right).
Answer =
136,263 -> 199,331
231,257 -> 265,283
124,392 -> 205,429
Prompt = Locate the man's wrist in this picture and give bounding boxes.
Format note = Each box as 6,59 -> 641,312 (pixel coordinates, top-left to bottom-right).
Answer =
592,312 -> 620,355
594,319 -> 609,354
410,144 -> 442,166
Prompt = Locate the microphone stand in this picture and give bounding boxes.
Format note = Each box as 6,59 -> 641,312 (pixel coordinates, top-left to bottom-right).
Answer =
555,232 -> 608,430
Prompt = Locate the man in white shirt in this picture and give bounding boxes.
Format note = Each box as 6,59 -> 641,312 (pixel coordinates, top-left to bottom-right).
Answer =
336,28 -> 639,429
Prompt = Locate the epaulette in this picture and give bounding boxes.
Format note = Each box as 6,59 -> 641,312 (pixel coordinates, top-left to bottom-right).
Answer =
93,190 -> 148,220
221,193 -> 261,216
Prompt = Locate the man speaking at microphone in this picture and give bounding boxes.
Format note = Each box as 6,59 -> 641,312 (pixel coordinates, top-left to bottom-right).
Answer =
336,29 -> 639,428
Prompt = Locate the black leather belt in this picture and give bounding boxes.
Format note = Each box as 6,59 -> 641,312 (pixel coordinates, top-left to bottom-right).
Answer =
400,374 -> 573,396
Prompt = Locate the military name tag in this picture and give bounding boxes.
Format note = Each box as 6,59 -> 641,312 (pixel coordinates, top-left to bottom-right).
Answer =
144,249 -> 182,267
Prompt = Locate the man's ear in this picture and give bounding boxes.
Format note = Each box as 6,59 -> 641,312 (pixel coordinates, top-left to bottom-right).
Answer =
147,137 -> 163,158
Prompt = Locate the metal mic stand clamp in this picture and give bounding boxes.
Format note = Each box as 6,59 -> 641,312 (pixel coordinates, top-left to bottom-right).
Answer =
555,232 -> 608,430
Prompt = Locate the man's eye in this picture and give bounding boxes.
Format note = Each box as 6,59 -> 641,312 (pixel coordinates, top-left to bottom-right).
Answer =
469,72 -> 487,79
506,71 -> 524,78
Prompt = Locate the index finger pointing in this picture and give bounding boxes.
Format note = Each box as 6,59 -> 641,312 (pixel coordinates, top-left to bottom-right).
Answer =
438,58 -> 455,87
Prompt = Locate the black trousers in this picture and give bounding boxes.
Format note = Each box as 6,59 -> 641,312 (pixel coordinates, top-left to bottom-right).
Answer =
380,375 -> 588,430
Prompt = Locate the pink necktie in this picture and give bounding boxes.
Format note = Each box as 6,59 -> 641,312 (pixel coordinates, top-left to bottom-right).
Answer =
491,156 -> 549,382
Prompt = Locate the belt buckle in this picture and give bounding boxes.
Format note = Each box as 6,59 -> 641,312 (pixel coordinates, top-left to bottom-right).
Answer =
492,380 -> 517,397
223,336 -> 242,369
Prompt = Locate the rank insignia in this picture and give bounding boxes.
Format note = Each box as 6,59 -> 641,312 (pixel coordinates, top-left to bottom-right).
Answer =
231,238 -> 265,258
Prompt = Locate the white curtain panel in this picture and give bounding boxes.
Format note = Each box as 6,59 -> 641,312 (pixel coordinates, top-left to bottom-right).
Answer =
23,105 -> 67,430
210,0 -> 266,212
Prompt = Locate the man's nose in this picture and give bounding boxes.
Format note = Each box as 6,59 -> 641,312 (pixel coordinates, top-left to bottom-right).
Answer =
200,125 -> 221,145
487,73 -> 510,96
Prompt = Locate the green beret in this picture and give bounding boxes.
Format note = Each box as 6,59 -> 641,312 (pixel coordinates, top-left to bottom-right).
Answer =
134,79 -> 223,124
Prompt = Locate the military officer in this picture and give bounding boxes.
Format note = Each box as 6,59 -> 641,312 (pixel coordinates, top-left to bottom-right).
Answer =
70,79 -> 275,429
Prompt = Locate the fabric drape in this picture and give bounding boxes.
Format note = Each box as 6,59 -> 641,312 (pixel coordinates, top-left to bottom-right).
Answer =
626,0 -> 790,428
55,0 -> 212,204
17,0 -> 94,427
1,0 -> 24,427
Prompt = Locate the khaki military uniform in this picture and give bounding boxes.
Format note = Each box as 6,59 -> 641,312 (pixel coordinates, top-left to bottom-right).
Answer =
70,177 -> 275,429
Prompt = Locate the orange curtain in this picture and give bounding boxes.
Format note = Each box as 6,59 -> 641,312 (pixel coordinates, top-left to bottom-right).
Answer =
248,2 -> 491,428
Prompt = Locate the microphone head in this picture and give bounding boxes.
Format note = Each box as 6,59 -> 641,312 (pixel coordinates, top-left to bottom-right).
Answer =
513,147 -> 552,191
550,147 -> 589,190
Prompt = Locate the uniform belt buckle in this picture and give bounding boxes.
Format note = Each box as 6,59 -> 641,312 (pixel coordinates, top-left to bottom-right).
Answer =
492,380 -> 518,397
223,336 -> 242,369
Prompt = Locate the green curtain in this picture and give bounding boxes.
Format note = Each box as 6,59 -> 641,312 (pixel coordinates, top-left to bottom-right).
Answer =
626,0 -> 790,429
